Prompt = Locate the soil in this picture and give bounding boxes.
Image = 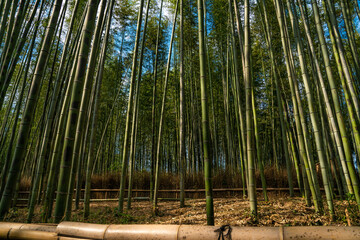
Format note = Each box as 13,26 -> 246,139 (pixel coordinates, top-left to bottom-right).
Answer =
5,194 -> 360,226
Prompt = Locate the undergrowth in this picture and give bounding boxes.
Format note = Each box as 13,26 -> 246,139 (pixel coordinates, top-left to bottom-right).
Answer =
19,166 -> 300,191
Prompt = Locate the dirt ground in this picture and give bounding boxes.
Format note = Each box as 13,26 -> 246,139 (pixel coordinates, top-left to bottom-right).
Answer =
5,194 -> 360,226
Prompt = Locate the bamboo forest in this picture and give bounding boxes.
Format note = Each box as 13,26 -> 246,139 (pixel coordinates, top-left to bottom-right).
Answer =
1,0 -> 360,237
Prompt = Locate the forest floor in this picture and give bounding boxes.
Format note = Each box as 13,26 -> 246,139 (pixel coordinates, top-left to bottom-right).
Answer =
5,194 -> 360,226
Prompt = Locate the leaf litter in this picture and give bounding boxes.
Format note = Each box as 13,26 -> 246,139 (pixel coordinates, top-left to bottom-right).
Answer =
5,195 -> 360,226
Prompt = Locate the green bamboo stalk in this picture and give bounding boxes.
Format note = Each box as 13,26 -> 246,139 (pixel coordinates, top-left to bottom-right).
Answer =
283,100 -> 310,204
229,0 -> 247,180
53,0 -> 99,223
197,0 -> 214,225
355,1 -> 360,22
0,42 -> 31,196
0,0 -> 19,70
0,0 -> 39,108
0,68 -> 22,157
153,0 -> 179,214
127,0 -> 151,210
244,0 -> 257,220
65,0 -> 109,221
286,0 -> 334,218
299,0 -> 360,207
273,0 -> 321,212
150,0 -> 163,203
227,36 -> 246,194
33,0 -> 80,213
179,0 -> 186,208
83,0 -> 115,219
42,13 -> 85,221
118,0 -> 145,214
219,44 -> 234,177
0,0 -> 11,46
252,86 -> 268,202
260,0 -> 294,197
83,51 -> 102,218
203,0 -> 218,172
309,0 -> 355,195
280,2 -> 318,196
0,0 -> 63,220
27,1 -> 68,222
322,0 -> 360,209
339,0 -> 360,77
323,0 -> 360,121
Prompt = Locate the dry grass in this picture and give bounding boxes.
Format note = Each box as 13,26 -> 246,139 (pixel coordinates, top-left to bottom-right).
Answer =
20,166 -> 298,191
19,166 -> 297,191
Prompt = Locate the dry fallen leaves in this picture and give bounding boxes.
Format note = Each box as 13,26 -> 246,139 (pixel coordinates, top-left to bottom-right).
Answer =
5,195 -> 359,226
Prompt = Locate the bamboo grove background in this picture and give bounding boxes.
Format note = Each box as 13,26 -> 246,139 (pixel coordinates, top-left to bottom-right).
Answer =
0,0 -> 359,225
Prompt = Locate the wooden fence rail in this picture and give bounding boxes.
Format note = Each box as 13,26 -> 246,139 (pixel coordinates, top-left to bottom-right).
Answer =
17,187 -> 327,195
14,188 -> 304,206
14,187 -> 330,206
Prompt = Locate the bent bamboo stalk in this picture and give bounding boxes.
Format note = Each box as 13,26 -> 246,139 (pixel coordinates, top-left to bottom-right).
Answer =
56,222 -> 360,240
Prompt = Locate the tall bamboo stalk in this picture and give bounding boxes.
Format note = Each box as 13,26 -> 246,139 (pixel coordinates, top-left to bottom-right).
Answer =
118,0 -> 145,214
229,0 -> 247,181
323,0 -> 360,121
127,0 -> 151,210
53,0 -> 99,223
43,14 -> 85,221
286,0 -> 334,218
27,1 -> 68,222
197,0 -> 214,225
0,0 -> 63,220
273,0 -> 321,212
260,0 -> 293,197
299,0 -> 360,209
179,0 -> 186,208
244,0 -> 257,220
65,0 -> 110,221
150,0 -> 164,203
153,0 -> 179,214
83,0 -> 115,219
